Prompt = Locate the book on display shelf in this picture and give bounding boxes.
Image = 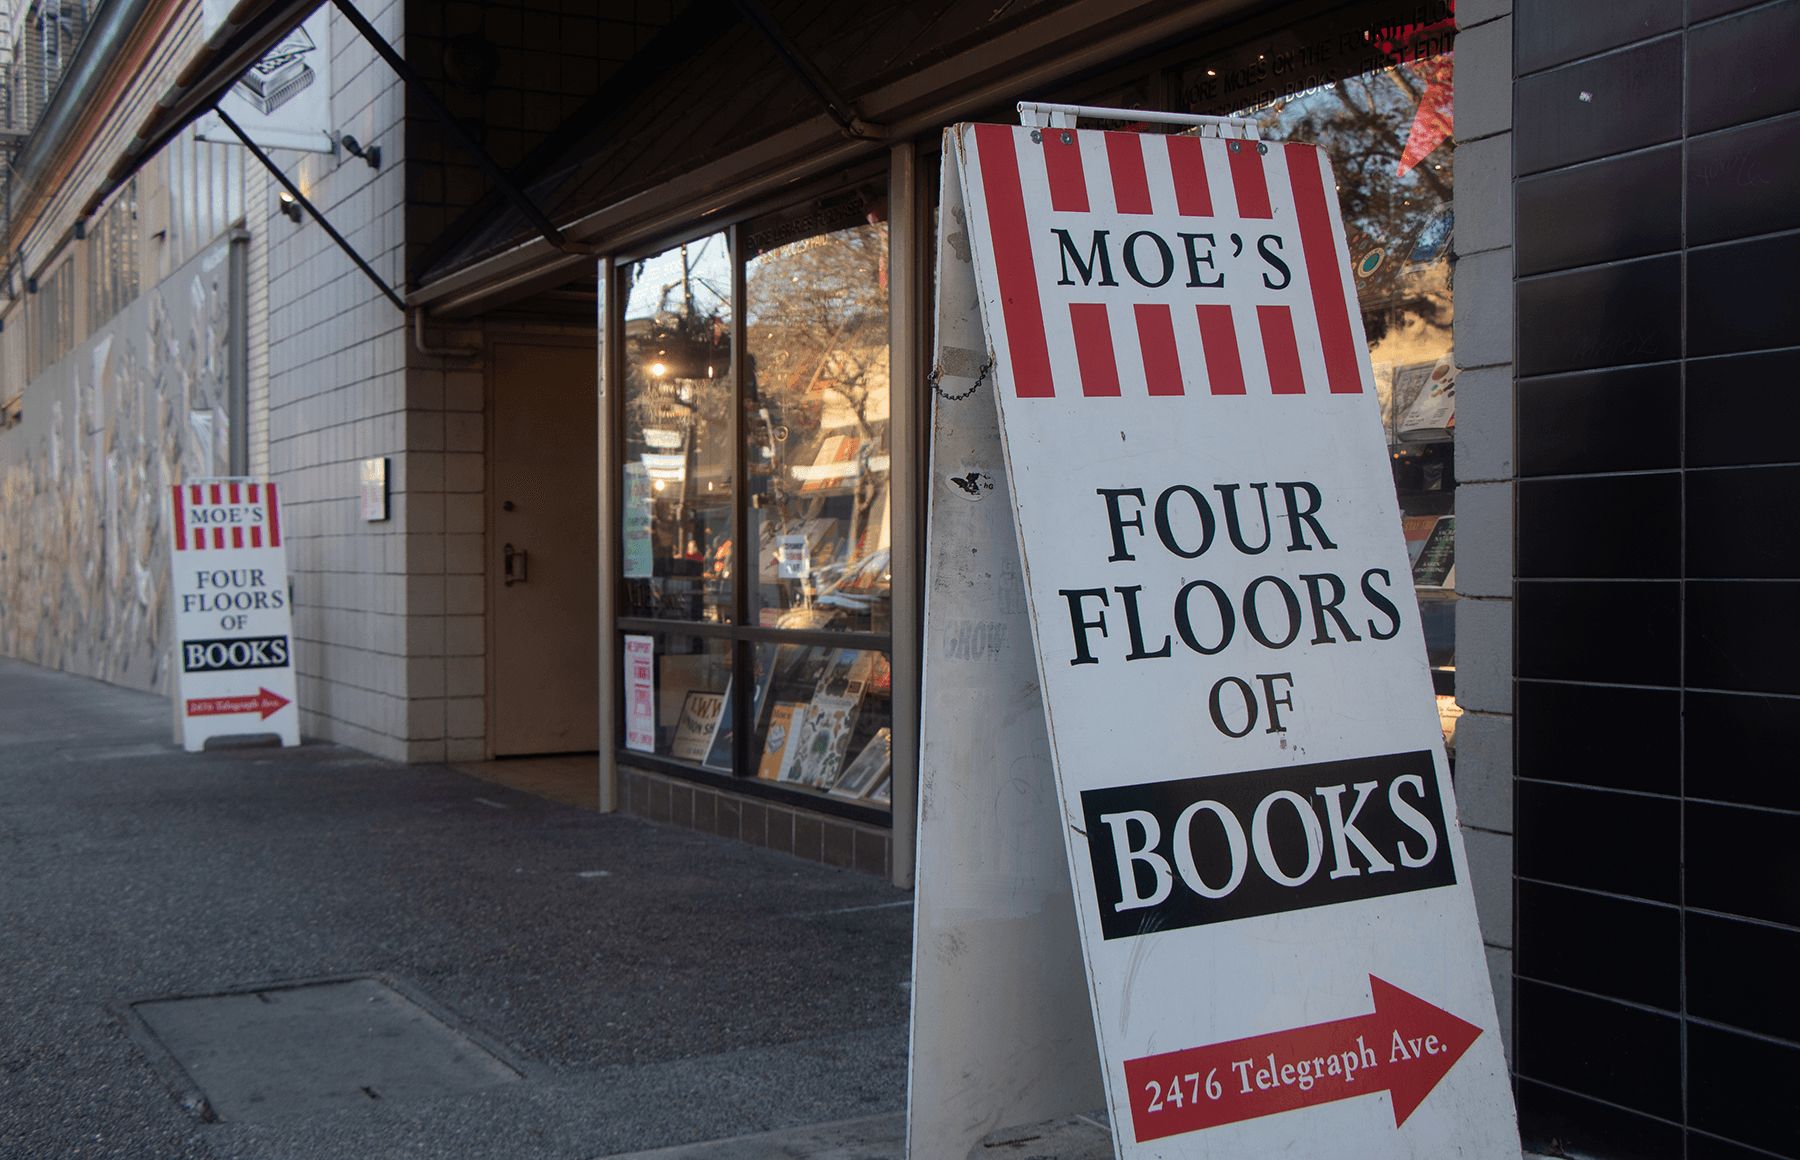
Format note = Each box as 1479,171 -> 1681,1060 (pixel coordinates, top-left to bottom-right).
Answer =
671,686 -> 728,763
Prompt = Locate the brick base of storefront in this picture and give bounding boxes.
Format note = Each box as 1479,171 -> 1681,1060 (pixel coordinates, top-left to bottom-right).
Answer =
617,765 -> 894,880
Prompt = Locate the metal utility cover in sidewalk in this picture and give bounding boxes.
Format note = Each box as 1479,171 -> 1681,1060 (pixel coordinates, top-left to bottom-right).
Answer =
133,978 -> 521,1121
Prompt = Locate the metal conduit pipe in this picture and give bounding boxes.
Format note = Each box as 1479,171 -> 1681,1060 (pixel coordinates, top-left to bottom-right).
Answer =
411,308 -> 479,361
8,0 -> 158,212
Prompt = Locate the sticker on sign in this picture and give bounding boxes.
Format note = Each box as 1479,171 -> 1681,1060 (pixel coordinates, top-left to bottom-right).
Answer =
939,113 -> 1517,1158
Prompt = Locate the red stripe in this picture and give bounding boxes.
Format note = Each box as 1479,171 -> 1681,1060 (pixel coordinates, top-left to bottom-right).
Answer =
190,484 -> 202,506
172,486 -> 188,550
1042,128 -> 1090,213
1105,132 -> 1153,214
1258,305 -> 1306,394
1069,303 -> 1121,397
210,483 -> 222,505
1133,304 -> 1184,396
1227,144 -> 1273,219
1286,143 -> 1364,394
248,482 -> 259,504
212,528 -> 225,549
228,481 -> 240,504
232,526 -> 244,549
266,484 -> 282,547
250,527 -> 263,548
975,124 -> 1057,398
1196,306 -> 1246,395
1165,135 -> 1214,216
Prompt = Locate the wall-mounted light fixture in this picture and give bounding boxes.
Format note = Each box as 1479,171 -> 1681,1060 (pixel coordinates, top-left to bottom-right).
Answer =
278,191 -> 304,224
339,134 -> 381,169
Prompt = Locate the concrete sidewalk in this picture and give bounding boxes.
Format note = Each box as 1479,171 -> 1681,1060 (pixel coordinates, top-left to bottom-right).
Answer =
0,658 -> 913,1160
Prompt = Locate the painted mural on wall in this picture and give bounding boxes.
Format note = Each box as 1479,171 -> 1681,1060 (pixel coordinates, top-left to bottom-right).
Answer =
0,237 -> 239,693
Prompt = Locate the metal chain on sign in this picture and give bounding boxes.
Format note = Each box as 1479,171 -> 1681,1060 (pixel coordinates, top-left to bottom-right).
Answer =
928,357 -> 994,401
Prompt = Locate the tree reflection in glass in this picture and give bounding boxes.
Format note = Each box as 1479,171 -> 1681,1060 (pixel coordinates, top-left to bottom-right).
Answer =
744,207 -> 891,634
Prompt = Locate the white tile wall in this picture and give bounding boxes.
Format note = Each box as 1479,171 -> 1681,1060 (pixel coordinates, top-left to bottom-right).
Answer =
1453,0 -> 1515,1050
266,0 -> 487,763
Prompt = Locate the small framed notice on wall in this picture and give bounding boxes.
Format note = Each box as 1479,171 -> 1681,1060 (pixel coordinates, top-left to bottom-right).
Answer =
360,457 -> 388,521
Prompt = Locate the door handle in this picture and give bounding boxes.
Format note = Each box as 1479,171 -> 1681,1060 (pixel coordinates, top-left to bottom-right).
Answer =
504,543 -> 528,587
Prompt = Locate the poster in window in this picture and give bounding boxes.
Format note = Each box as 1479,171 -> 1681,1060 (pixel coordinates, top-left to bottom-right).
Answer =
1399,354 -> 1458,442
623,462 -> 655,578
1412,516 -> 1455,588
670,686 -> 728,762
624,634 -> 656,752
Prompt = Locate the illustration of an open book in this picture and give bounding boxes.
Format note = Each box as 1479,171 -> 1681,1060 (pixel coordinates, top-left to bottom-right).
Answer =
234,25 -> 317,116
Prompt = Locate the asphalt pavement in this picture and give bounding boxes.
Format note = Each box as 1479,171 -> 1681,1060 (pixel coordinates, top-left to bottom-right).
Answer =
0,658 -> 914,1160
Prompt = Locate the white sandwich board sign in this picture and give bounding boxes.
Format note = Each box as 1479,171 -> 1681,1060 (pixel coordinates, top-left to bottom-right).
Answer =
911,111 -> 1516,1158
170,480 -> 300,751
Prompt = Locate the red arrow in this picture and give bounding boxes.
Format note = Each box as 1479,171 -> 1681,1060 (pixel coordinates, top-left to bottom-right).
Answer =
185,688 -> 291,721
1122,976 -> 1481,1142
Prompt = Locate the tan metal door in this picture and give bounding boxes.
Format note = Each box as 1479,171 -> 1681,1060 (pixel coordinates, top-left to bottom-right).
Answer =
491,341 -> 599,755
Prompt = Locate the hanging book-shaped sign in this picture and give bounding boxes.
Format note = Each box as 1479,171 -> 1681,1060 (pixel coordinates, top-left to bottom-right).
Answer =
911,105 -> 1517,1159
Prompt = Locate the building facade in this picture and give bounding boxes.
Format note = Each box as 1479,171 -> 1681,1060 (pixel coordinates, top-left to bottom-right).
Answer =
0,1 -> 1794,1157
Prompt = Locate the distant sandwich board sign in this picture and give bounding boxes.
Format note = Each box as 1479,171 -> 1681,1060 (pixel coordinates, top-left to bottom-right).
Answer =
934,113 -> 1517,1157
170,480 -> 299,751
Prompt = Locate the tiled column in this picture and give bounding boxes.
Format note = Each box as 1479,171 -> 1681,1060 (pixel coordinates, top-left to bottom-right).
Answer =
1450,0 -> 1516,1067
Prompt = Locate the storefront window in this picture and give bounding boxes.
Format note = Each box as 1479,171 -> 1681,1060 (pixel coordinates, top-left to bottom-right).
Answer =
745,214 -> 892,634
615,187 -> 896,812
1170,5 -> 1461,749
622,232 -> 735,623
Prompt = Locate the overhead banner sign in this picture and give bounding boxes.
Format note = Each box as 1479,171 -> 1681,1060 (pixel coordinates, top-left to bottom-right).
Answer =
170,480 -> 300,751
193,6 -> 334,153
932,113 -> 1516,1157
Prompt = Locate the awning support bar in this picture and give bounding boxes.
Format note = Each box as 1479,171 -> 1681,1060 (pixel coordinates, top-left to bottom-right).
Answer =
330,0 -> 580,256
216,105 -> 407,313
729,0 -> 886,139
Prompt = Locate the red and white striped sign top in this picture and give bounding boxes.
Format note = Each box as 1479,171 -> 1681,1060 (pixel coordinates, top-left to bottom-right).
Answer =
964,124 -> 1372,401
171,481 -> 283,551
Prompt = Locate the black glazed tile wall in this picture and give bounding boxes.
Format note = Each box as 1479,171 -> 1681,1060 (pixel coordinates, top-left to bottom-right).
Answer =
1687,1 -> 1800,133
1516,1081 -> 1685,1160
1514,8 -> 1800,1154
1687,232 -> 1800,357
1516,581 -> 1680,685
1686,911 -> 1800,1043
1517,473 -> 1680,577
1686,1023 -> 1800,1157
1516,364 -> 1680,477
1515,980 -> 1683,1115
1516,880 -> 1680,1009
1515,37 -> 1683,175
1516,781 -> 1680,903
1517,681 -> 1679,795
1686,349 -> 1800,467
1683,691 -> 1800,811
1514,0 -> 1683,73
1687,113 -> 1800,245
1516,255 -> 1680,377
1516,145 -> 1680,275
1685,801 -> 1800,928
1684,580 -> 1800,694
1685,466 -> 1800,577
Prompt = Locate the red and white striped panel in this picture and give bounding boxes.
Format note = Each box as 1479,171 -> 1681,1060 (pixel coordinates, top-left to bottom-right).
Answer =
171,481 -> 283,552
965,124 -> 1371,401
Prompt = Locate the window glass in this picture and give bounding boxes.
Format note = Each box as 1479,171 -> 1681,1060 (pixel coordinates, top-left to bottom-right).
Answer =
1174,6 -> 1461,749
744,198 -> 891,634
615,191 -> 895,810
624,632 -> 735,770
621,232 -> 735,623
748,645 -> 893,800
